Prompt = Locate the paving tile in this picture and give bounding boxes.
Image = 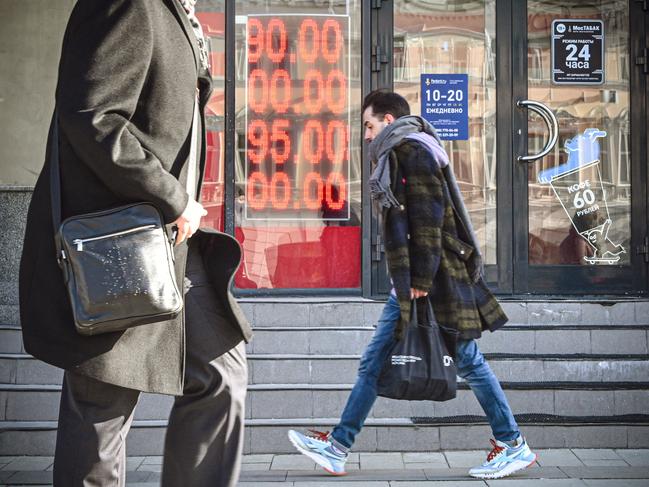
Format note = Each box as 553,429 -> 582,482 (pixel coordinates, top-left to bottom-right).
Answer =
2,457 -> 53,471
136,464 -> 162,473
580,460 -> 630,467
403,452 -> 448,467
571,449 -> 623,461
0,471 -> 14,482
237,483 -> 292,487
583,481 -> 649,487
126,471 -> 155,482
392,482 -> 482,487
241,462 -> 271,471
359,453 -> 404,470
535,449 -> 584,467
141,456 -> 163,465
240,470 -> 290,482
487,480 -> 587,486
293,482 -> 389,487
242,454 -> 275,463
2,471 -> 53,484
443,451 -> 486,468
271,454 -> 316,471
125,483 -> 159,487
559,467 -> 649,479
126,456 -> 145,471
288,469 -> 426,481
614,449 -> 649,466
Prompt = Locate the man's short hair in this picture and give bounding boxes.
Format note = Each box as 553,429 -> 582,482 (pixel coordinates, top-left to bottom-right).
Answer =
362,90 -> 410,120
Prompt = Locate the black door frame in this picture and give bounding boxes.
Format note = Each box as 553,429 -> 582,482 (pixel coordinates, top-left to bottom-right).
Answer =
511,0 -> 648,295
368,0 -> 515,296
369,0 -> 649,297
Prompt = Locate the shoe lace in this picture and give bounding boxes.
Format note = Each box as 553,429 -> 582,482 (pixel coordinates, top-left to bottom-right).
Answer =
486,439 -> 505,462
307,429 -> 331,442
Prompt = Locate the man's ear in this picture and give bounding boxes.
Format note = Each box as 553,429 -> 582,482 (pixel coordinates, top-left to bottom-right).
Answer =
384,113 -> 396,124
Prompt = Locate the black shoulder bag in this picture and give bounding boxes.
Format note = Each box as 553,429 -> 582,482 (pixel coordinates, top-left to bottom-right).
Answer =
50,111 -> 193,336
377,298 -> 458,402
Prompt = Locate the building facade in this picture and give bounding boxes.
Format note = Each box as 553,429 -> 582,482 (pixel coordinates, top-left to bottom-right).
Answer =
0,0 -> 648,455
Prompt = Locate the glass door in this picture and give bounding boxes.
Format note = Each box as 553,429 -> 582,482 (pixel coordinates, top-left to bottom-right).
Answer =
512,0 -> 648,294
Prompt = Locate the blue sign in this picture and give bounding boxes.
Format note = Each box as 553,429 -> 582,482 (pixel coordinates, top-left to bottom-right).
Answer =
420,74 -> 469,141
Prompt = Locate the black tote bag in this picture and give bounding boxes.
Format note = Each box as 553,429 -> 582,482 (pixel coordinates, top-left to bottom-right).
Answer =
377,298 -> 457,402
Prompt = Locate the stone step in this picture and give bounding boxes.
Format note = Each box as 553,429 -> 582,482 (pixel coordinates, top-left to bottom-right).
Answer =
1,383 -> 647,423
1,352 -> 648,385
4,299 -> 648,330
2,324 -> 648,355
239,299 -> 649,327
1,418 -> 648,456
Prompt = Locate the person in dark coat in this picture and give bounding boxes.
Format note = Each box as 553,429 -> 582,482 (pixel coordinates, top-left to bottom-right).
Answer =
288,91 -> 537,480
18,1 -> 252,485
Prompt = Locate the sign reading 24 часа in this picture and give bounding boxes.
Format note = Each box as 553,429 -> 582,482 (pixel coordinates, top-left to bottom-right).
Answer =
552,19 -> 604,85
421,74 -> 468,141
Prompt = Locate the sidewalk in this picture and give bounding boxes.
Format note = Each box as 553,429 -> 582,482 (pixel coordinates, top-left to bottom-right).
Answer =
1,449 -> 648,486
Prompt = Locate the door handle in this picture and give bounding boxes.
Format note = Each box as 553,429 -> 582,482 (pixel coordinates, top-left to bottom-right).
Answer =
517,100 -> 559,162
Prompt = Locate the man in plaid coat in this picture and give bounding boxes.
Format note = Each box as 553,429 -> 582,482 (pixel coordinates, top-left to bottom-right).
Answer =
288,91 -> 537,480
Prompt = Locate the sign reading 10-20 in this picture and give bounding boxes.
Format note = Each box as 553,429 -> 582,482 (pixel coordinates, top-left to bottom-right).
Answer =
551,19 -> 604,85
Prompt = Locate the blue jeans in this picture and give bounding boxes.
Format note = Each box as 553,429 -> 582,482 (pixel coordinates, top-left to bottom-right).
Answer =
331,294 -> 520,449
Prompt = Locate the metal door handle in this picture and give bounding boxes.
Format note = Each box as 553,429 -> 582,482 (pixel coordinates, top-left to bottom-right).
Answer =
517,100 -> 559,162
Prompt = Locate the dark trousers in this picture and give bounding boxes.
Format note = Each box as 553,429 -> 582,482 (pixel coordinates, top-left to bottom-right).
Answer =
52,247 -> 248,487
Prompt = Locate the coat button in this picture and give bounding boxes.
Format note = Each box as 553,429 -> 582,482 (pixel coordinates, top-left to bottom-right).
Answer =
460,250 -> 465,255
399,204 -> 405,211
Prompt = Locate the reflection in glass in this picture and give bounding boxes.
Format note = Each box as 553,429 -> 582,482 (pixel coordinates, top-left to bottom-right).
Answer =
234,1 -> 362,289
393,0 -> 498,265
527,0 -> 630,265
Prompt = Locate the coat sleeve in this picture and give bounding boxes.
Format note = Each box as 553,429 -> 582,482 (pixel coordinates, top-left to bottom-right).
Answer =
398,142 -> 445,291
55,0 -> 189,222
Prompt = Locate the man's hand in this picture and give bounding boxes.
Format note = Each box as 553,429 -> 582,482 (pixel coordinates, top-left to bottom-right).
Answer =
173,199 -> 207,246
410,288 -> 428,300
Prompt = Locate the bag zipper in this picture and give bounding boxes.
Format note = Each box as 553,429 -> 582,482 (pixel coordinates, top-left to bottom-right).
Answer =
72,224 -> 157,251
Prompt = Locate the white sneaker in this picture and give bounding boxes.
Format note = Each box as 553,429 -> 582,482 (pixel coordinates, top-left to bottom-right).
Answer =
469,437 -> 537,479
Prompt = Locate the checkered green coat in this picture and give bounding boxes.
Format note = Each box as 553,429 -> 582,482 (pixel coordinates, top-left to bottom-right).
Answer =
383,140 -> 508,340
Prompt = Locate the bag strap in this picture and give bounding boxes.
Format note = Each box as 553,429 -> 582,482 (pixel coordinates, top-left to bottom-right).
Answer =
49,111 -> 63,233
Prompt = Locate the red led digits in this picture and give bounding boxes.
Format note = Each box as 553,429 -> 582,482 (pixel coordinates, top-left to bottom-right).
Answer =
303,172 -> 324,210
321,19 -> 343,64
246,15 -> 350,218
248,120 -> 268,164
270,69 -> 291,113
298,18 -> 319,63
325,70 -> 347,114
266,18 -> 287,63
270,172 -> 291,209
248,69 -> 268,114
325,172 -> 346,211
247,18 -> 264,64
303,69 -> 324,114
303,120 -> 324,165
248,171 -> 268,209
271,119 -> 291,165
326,120 -> 347,165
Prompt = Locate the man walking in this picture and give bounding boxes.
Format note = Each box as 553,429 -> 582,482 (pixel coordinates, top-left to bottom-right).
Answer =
19,1 -> 252,485
288,90 -> 537,480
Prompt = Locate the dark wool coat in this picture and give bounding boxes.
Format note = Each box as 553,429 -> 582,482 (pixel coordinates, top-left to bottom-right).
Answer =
383,140 -> 508,341
19,0 -> 252,395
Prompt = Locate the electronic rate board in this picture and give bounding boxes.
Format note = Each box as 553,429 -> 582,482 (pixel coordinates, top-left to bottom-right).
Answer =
245,14 -> 351,221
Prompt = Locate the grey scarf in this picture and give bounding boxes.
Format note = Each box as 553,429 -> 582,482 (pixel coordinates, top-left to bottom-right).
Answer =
177,0 -> 210,71
368,116 -> 484,281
